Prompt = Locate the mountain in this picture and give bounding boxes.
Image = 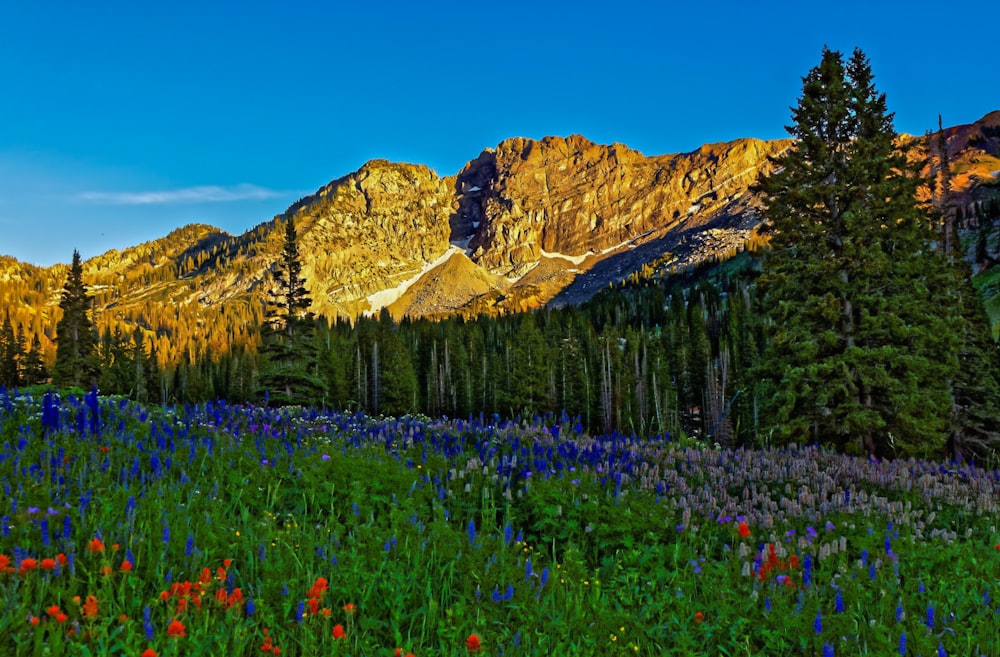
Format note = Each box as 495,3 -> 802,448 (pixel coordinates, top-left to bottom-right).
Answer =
2,112 -> 998,367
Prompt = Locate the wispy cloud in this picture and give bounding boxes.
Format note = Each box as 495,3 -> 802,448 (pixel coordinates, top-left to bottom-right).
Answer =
78,183 -> 284,205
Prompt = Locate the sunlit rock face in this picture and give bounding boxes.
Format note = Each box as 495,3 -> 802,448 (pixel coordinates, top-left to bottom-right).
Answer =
5,112 -> 998,335
462,135 -> 791,278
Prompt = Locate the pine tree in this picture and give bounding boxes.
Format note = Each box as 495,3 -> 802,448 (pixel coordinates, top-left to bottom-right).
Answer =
0,314 -> 19,387
22,334 -> 48,385
257,218 -> 327,406
754,47 -> 962,458
928,119 -> 1000,459
53,250 -> 98,389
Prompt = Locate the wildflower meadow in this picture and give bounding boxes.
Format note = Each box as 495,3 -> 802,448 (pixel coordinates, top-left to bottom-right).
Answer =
0,387 -> 998,655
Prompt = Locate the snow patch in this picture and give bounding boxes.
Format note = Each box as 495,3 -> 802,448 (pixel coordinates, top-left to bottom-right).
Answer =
540,248 -> 590,265
364,246 -> 466,314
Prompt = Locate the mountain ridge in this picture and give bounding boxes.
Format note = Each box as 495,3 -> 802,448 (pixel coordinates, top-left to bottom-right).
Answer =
2,112 -> 998,366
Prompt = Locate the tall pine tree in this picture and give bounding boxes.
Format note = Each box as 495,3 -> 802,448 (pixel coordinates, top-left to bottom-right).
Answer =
754,47 -> 963,458
257,218 -> 327,405
53,250 -> 98,389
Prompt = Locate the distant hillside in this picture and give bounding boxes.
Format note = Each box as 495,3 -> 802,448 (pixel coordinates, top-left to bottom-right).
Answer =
1,111 -> 998,368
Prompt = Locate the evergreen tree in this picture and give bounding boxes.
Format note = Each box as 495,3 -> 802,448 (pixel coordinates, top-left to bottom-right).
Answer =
0,314 -> 19,387
928,120 -> 1000,459
22,334 -> 48,385
53,250 -> 98,388
754,48 -> 962,458
257,218 -> 327,405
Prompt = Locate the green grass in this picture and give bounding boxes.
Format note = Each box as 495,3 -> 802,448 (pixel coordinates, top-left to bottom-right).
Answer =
0,390 -> 998,656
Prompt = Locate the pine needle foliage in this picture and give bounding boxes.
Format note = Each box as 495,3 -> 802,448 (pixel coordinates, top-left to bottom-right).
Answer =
257,218 -> 327,406
753,48 -> 969,458
53,249 -> 98,388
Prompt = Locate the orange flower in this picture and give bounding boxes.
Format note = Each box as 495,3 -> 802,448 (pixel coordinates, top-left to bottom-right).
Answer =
465,633 -> 482,652
141,650 -> 158,657
694,611 -> 704,624
29,616 -> 39,626
332,624 -> 346,640
87,537 -> 105,553
120,560 -> 133,573
223,558 -> 232,568
83,595 -> 98,618
306,577 -> 328,599
57,553 -> 68,566
47,605 -> 61,617
40,558 -> 57,571
342,602 -> 356,614
308,597 -> 320,615
56,613 -> 68,623
112,543 -> 120,551
166,619 -> 186,638
19,558 -> 38,574
737,521 -> 751,539
226,588 -> 243,609
101,566 -> 114,577
0,554 -> 11,572
200,568 -> 212,584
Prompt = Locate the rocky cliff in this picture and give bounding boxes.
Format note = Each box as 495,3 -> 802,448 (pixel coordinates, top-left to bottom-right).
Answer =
277,132 -> 791,317
3,111 -> 997,365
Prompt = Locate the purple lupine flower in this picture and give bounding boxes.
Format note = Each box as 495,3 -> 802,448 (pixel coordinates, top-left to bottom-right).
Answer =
927,604 -> 935,630
937,642 -> 946,657
823,642 -> 835,657
814,610 -> 822,635
540,567 -> 549,587
467,520 -> 477,546
492,586 -> 501,603
899,631 -> 907,655
245,599 -> 255,617
143,606 -> 154,640
835,589 -> 844,613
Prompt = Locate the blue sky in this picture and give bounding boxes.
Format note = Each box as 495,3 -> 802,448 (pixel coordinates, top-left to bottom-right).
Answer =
2,0 -> 998,266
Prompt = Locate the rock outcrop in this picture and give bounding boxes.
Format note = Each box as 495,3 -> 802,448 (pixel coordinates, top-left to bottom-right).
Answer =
463,135 -> 790,278
3,110 -> 997,366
